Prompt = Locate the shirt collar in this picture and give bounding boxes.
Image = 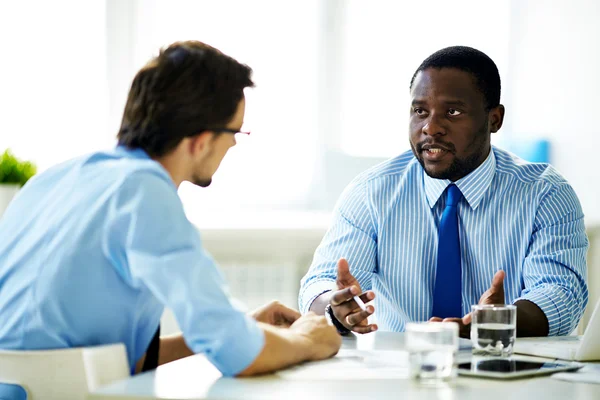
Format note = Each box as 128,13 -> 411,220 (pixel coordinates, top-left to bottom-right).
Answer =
115,145 -> 151,160
422,148 -> 496,210
115,145 -> 180,190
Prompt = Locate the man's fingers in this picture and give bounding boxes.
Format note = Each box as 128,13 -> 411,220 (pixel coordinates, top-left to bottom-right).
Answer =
330,290 -> 375,313
330,286 -> 360,306
345,306 -> 374,326
358,291 -> 375,303
462,312 -> 472,326
442,317 -> 471,338
355,318 -> 369,327
430,316 -> 471,338
442,317 -> 463,324
280,306 -> 301,324
352,324 -> 378,334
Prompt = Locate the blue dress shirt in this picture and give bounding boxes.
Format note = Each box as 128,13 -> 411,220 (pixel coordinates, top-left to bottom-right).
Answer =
0,146 -> 264,376
299,147 -> 588,336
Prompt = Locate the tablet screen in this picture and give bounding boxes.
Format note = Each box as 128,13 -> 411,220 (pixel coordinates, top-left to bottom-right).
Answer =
458,359 -> 564,372
459,359 -> 570,373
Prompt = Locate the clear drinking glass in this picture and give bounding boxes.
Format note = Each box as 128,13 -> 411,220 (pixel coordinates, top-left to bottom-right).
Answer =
470,304 -> 517,357
405,322 -> 459,382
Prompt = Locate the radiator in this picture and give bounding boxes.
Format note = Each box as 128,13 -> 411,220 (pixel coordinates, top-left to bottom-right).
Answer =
160,260 -> 306,335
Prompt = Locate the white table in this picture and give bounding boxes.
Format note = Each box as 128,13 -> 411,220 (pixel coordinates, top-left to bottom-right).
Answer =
91,332 -> 600,399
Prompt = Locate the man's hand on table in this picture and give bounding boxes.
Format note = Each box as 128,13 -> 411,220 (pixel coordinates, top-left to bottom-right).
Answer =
250,300 -> 301,327
430,270 -> 505,338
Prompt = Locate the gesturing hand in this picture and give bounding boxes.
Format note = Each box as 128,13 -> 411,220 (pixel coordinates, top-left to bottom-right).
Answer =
329,258 -> 378,334
475,270 -> 506,307
430,270 -> 506,338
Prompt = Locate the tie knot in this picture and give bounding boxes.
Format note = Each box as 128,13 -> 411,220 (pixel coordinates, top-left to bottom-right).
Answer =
446,184 -> 463,207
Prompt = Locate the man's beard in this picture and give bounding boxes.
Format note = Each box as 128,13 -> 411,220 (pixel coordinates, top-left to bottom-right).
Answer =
412,120 -> 489,181
416,147 -> 485,181
192,175 -> 212,187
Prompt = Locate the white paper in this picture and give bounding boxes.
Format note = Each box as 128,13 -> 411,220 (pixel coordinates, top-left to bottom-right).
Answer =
276,349 -> 410,380
551,364 -> 600,385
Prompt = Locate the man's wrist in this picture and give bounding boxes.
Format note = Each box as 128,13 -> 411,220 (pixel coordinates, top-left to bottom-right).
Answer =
514,299 -> 549,337
308,289 -> 334,315
325,304 -> 351,335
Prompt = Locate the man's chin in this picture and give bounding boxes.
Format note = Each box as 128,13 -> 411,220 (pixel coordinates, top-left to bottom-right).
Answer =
418,158 -> 453,180
192,178 -> 212,187
423,161 -> 465,182
423,168 -> 452,180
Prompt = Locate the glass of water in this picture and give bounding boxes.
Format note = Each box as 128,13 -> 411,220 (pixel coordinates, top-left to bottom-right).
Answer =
405,322 -> 459,382
471,304 -> 517,357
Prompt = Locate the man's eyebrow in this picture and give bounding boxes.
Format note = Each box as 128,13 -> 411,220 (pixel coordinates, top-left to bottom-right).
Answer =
410,99 -> 469,107
441,99 -> 468,107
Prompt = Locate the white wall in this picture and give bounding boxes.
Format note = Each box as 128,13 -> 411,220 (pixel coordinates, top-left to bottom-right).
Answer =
0,1 -> 111,171
506,0 -> 600,224
504,0 -> 600,328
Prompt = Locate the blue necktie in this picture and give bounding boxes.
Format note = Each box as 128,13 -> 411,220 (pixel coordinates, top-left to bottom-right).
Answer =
431,184 -> 464,319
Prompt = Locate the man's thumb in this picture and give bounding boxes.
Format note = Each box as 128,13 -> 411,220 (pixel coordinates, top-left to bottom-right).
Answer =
491,270 -> 505,291
336,258 -> 356,288
489,270 -> 506,302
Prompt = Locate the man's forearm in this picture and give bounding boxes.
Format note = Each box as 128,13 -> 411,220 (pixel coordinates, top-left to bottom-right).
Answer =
515,300 -> 549,337
157,334 -> 194,365
308,291 -> 333,315
237,323 -> 315,376
135,333 -> 194,373
136,328 -> 317,376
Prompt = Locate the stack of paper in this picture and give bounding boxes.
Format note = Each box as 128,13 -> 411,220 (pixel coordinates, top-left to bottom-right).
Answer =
276,349 -> 410,380
552,364 -> 600,385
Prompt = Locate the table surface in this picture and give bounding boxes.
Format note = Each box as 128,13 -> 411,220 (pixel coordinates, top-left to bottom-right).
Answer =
90,332 -> 600,400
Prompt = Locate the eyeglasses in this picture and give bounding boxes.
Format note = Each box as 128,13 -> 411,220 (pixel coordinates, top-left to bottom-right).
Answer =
202,128 -> 251,136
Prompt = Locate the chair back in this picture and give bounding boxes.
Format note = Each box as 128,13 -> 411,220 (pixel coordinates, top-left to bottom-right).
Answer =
0,344 -> 129,399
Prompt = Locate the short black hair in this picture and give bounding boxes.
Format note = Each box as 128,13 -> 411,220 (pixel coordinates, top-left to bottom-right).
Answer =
118,41 -> 254,157
409,46 -> 501,110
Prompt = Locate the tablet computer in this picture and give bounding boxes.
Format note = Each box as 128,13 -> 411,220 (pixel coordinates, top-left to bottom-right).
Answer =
458,358 -> 583,379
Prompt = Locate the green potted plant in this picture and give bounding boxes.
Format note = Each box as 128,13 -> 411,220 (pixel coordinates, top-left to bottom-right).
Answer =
0,149 -> 37,217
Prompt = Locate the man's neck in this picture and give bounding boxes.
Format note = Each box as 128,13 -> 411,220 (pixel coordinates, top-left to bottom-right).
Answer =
154,153 -> 187,188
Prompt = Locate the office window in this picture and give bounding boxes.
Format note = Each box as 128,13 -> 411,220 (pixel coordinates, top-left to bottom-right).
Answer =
1,0 -> 514,215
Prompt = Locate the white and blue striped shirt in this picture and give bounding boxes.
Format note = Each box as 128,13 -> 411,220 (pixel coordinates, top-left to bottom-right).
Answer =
299,147 -> 588,336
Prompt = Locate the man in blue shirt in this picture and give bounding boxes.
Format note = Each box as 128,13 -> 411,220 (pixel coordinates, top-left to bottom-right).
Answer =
300,46 -> 588,338
0,40 -> 341,378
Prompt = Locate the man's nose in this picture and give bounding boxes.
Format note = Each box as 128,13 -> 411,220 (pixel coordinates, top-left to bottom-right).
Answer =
422,112 -> 447,136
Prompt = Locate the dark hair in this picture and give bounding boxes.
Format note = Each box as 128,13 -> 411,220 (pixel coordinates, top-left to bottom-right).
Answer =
117,41 -> 254,157
409,46 -> 501,110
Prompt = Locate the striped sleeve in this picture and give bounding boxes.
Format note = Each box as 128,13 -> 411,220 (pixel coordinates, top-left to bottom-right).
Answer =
515,182 -> 589,336
299,179 -> 378,314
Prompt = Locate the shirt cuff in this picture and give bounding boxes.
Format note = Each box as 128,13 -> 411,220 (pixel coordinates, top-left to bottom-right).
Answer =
299,279 -> 336,314
514,289 -> 566,336
203,314 -> 265,376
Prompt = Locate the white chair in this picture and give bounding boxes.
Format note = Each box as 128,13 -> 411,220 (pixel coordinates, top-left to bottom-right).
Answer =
0,344 -> 130,400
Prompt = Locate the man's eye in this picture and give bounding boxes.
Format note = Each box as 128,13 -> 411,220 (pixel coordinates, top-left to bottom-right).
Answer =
447,108 -> 462,116
414,108 -> 427,115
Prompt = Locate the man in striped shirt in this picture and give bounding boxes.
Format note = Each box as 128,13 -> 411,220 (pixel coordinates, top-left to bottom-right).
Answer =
299,46 -> 588,338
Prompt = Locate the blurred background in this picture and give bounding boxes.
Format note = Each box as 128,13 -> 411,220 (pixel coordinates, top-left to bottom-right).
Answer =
0,0 -> 598,334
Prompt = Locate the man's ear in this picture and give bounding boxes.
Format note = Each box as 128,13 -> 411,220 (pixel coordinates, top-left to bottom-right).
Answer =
489,104 -> 505,133
188,131 -> 214,158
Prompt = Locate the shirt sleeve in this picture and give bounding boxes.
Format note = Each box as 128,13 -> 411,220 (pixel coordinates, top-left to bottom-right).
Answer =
105,171 -> 264,376
514,182 -> 589,336
299,179 -> 378,314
